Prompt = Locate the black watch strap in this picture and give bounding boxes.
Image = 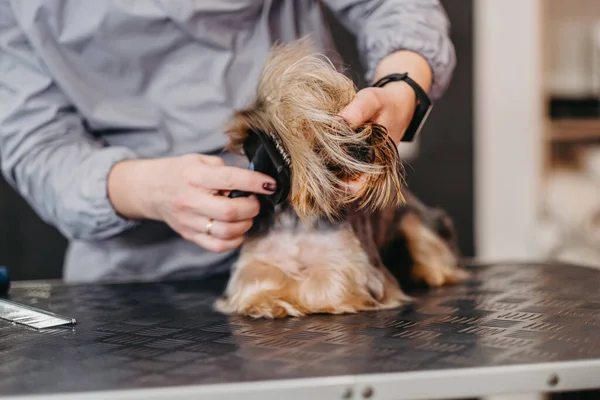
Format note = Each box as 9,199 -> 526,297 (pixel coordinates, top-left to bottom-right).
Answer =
371,73 -> 432,142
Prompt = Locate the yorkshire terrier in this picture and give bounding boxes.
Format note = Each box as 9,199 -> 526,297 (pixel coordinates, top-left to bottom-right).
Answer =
214,39 -> 468,319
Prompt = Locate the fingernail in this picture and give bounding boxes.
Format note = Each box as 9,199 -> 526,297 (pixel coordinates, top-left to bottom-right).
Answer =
263,182 -> 276,192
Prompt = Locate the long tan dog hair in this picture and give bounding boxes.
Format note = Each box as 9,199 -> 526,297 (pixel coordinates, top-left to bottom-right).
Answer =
226,38 -> 404,221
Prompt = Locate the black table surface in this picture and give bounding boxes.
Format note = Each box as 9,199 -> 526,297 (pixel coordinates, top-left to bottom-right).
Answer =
1,262 -> 600,397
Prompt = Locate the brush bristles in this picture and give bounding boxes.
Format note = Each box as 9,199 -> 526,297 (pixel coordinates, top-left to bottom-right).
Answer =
269,133 -> 291,167
225,38 -> 405,220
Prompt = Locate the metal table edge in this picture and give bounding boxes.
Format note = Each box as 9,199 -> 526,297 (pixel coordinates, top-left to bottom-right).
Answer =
2,359 -> 599,400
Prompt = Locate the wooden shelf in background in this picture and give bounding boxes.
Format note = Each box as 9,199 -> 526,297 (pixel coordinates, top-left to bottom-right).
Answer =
548,119 -> 600,142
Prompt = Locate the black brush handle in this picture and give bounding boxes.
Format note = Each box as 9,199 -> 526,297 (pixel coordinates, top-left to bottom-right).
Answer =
228,190 -> 251,198
227,152 -> 264,200
0,266 -> 10,296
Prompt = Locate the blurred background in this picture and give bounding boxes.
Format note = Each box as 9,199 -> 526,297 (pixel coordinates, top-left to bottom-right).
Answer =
1,0 -> 599,281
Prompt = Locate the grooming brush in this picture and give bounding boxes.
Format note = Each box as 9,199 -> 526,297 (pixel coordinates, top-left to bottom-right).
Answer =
228,129 -> 291,205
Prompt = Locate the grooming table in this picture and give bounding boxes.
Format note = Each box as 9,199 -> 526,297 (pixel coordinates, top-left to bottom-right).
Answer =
1,263 -> 600,400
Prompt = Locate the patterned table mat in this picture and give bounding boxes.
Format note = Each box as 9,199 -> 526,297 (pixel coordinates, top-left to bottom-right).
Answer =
1,263 -> 599,396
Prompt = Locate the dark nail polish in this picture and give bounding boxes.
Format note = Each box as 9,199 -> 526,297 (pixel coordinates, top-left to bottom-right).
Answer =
263,182 -> 276,192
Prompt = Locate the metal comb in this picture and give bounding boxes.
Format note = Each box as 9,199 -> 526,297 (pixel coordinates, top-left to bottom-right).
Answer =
0,298 -> 76,329
0,266 -> 76,329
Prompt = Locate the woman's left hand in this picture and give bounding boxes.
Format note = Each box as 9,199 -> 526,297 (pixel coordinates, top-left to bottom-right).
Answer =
337,49 -> 433,145
337,81 -> 417,145
336,82 -> 418,194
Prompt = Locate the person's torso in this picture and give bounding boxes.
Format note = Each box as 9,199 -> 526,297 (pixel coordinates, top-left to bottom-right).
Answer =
10,0 -> 339,158
8,0 -> 342,282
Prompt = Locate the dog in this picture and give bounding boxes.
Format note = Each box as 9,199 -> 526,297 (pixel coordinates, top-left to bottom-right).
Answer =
214,39 -> 468,319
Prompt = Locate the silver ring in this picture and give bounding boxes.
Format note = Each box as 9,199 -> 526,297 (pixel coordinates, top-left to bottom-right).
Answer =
205,219 -> 214,236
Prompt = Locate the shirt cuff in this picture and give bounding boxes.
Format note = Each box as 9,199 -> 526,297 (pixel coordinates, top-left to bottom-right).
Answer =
73,146 -> 141,241
360,29 -> 456,100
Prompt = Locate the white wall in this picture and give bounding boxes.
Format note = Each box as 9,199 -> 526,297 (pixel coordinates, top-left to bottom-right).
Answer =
474,0 -> 544,261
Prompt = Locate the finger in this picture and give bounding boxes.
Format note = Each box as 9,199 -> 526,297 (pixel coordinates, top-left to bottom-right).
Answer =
201,156 -> 230,196
188,217 -> 254,240
190,233 -> 245,253
201,155 -> 226,167
201,193 -> 261,222
200,165 -> 277,194
337,88 -> 383,128
182,153 -> 225,167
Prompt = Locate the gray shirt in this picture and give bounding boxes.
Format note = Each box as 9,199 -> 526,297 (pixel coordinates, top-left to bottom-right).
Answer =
0,0 -> 456,282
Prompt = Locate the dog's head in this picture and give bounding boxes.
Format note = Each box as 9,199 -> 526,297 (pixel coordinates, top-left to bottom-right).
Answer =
225,39 -> 405,221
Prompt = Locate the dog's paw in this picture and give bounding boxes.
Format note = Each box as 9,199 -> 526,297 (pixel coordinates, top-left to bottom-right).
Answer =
399,212 -> 470,288
242,298 -> 305,319
411,259 -> 470,287
214,293 -> 305,319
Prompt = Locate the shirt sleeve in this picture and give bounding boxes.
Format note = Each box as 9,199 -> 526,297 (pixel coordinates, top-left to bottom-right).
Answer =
323,0 -> 457,100
0,3 -> 140,241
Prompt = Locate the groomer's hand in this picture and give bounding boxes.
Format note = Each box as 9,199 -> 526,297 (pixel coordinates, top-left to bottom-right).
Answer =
337,50 -> 433,193
337,81 -> 416,146
338,49 -> 432,145
107,155 -> 276,252
336,84 -> 416,194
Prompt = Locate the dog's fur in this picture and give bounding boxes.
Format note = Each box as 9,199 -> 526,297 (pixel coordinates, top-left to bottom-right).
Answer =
214,39 -> 468,319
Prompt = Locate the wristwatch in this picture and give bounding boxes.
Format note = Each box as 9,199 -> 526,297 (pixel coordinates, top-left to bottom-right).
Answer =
371,73 -> 432,142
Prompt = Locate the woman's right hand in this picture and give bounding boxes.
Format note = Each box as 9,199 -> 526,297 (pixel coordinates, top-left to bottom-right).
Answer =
107,154 -> 277,252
